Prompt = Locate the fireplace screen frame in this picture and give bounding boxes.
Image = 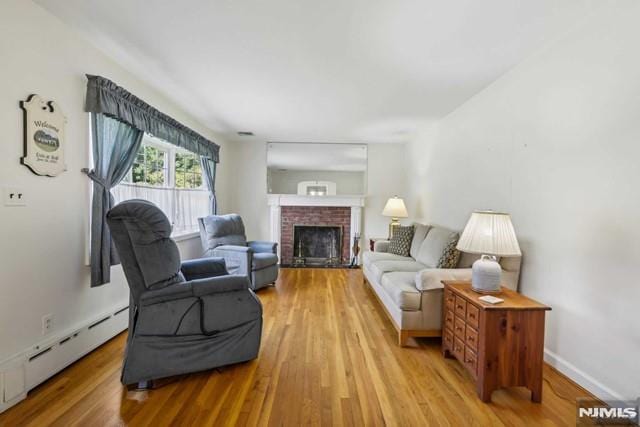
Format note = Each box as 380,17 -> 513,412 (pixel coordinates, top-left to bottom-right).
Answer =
292,224 -> 343,266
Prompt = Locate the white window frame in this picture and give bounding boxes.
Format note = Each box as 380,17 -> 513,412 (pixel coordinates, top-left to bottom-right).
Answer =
115,134 -> 208,238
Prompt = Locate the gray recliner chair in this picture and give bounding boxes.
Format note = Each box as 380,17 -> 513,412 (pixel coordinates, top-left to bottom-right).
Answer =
106,200 -> 262,387
198,214 -> 279,291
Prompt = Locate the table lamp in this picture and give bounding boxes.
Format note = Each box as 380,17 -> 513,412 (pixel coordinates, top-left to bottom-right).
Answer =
382,196 -> 408,238
456,211 -> 521,293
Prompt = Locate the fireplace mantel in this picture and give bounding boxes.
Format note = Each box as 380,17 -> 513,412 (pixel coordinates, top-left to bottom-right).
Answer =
267,194 -> 365,264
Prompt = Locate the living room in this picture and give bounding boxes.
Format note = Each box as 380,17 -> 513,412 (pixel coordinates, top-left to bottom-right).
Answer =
1,0 -> 639,425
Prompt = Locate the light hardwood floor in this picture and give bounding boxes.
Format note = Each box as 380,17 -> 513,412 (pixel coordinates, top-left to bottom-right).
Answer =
0,268 -> 592,426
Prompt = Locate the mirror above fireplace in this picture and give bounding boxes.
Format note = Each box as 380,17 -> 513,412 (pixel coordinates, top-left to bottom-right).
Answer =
266,142 -> 367,195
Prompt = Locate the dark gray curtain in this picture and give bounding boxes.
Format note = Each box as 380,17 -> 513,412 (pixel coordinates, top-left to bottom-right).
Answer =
84,113 -> 144,287
201,156 -> 217,214
85,75 -> 219,163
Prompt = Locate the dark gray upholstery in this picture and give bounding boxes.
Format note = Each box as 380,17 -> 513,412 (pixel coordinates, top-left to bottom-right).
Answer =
107,200 -> 262,385
198,214 -> 279,291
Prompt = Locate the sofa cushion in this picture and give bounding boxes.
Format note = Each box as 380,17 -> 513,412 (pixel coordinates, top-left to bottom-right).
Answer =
362,251 -> 414,268
415,268 -> 472,291
252,252 -> 278,270
410,223 -> 431,259
363,251 -> 413,266
369,259 -> 426,282
388,225 -> 414,257
380,272 -> 422,311
416,226 -> 459,268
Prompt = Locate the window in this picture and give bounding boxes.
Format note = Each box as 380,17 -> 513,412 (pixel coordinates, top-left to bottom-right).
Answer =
113,134 -> 209,236
128,145 -> 168,186
175,152 -> 203,189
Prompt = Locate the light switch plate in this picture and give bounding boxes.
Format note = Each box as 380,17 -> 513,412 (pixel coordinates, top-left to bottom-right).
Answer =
3,187 -> 26,206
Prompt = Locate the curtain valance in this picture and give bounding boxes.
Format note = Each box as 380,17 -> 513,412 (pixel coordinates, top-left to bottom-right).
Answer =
85,74 -> 219,162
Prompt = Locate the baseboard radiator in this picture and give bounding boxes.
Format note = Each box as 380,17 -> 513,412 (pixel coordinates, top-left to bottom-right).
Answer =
0,304 -> 129,414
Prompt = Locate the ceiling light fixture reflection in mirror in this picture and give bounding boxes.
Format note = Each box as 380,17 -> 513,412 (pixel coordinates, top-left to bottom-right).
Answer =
267,142 -> 367,196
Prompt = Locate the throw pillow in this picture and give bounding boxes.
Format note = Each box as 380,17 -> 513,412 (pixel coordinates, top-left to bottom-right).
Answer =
388,226 -> 414,257
437,234 -> 461,268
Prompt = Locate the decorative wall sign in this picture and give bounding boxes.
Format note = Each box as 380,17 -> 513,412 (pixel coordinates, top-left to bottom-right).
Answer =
20,94 -> 67,177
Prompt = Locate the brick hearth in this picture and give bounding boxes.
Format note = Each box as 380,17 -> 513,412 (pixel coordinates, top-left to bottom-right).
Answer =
280,206 -> 351,265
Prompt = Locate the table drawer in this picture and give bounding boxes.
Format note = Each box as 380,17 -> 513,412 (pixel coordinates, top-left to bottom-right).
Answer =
445,289 -> 456,311
465,326 -> 478,352
464,347 -> 478,377
443,328 -> 454,351
453,337 -> 465,361
454,316 -> 466,340
455,296 -> 467,318
444,310 -> 455,331
466,303 -> 480,329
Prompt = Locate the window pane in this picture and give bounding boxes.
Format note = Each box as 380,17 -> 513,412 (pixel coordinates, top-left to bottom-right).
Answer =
175,153 -> 186,188
144,146 -> 166,186
174,153 -> 202,189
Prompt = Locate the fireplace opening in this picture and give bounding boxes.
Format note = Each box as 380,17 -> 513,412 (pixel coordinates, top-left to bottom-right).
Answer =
293,225 -> 342,266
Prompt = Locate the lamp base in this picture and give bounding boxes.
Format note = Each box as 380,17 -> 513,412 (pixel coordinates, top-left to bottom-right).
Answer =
471,255 -> 502,294
388,218 -> 400,239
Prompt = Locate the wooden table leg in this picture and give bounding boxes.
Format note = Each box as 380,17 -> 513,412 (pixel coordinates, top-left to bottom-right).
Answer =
530,379 -> 543,403
478,382 -> 494,403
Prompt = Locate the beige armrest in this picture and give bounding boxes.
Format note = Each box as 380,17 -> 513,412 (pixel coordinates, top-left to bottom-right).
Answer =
374,240 -> 391,252
415,268 -> 472,291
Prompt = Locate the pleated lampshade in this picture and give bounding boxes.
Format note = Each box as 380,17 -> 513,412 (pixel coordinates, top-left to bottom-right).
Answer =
456,211 -> 521,257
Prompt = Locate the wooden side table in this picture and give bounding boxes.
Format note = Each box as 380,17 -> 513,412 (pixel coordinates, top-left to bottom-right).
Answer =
441,281 -> 551,403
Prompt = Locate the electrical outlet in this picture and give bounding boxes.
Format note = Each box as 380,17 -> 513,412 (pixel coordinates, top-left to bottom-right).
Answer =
42,314 -> 54,335
3,187 -> 27,206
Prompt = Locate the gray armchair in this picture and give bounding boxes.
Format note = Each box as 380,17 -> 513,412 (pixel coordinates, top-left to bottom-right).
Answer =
106,200 -> 262,387
198,214 -> 279,291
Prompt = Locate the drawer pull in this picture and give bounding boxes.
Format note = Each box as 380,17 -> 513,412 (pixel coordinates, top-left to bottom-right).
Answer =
468,337 -> 474,342
469,313 -> 476,319
457,304 -> 464,309
456,326 -> 462,331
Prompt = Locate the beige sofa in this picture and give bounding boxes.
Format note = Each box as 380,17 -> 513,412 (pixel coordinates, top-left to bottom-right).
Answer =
363,223 -> 521,346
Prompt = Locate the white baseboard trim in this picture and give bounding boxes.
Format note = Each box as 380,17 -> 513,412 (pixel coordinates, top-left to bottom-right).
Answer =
0,302 -> 129,414
544,348 -> 623,401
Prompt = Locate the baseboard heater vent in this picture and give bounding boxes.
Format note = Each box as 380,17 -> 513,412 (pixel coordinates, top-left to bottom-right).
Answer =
28,347 -> 52,362
0,304 -> 129,414
88,316 -> 111,330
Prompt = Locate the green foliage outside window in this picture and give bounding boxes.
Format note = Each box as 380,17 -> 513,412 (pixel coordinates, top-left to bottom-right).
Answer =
175,152 -> 203,188
131,145 -> 166,186
124,141 -> 203,188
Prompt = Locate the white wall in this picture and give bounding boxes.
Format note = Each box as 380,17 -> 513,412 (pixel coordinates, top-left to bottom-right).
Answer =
405,3 -> 640,400
0,0 -> 233,362
229,141 -> 407,243
364,143 -> 409,240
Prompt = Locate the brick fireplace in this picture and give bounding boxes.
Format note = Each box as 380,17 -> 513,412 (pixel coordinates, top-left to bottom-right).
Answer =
268,194 -> 365,267
281,206 -> 351,265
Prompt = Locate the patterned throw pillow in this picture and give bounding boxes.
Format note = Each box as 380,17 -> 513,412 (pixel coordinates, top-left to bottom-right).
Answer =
437,234 -> 461,268
388,226 -> 414,257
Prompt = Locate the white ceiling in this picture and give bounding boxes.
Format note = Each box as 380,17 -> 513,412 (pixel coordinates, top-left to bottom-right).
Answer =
267,143 -> 367,171
35,0 -> 592,144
